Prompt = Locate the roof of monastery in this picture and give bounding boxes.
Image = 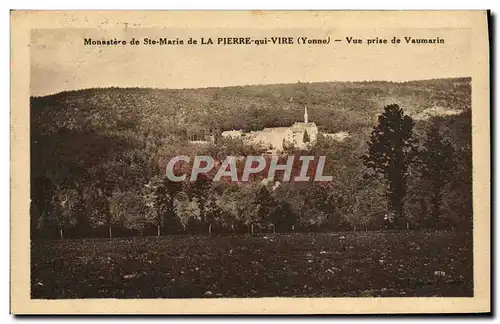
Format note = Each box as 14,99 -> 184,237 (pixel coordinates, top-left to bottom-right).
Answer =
259,127 -> 292,133
291,122 -> 317,133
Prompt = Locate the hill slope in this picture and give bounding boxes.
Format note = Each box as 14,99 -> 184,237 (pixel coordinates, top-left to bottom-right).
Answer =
31,77 -> 471,137
29,78 -> 473,237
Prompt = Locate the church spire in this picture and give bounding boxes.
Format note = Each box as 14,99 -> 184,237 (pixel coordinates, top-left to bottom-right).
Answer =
304,105 -> 308,124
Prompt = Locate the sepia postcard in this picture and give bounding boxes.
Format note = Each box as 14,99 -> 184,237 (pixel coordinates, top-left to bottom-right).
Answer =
11,10 -> 490,314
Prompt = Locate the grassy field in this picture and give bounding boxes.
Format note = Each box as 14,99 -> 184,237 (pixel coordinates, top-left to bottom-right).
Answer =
31,230 -> 473,299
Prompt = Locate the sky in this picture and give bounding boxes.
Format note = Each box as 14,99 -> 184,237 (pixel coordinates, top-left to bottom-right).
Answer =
30,28 -> 471,96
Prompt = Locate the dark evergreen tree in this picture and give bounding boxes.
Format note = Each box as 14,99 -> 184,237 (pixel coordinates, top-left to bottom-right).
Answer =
189,174 -> 212,228
303,130 -> 310,143
270,200 -> 296,232
205,198 -> 221,234
30,176 -> 55,237
155,177 -> 183,234
420,122 -> 454,226
362,104 -> 417,229
255,185 -> 277,228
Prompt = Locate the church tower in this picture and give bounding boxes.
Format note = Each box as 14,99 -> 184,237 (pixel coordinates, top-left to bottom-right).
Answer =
304,105 -> 309,124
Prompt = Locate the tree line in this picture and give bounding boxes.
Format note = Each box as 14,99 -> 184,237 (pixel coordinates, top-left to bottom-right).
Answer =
30,102 -> 472,240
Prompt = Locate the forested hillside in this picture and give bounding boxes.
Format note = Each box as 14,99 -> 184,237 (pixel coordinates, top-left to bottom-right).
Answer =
30,78 -> 472,239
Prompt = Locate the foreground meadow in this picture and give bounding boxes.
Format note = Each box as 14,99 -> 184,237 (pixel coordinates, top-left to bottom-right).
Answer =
31,230 -> 473,298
